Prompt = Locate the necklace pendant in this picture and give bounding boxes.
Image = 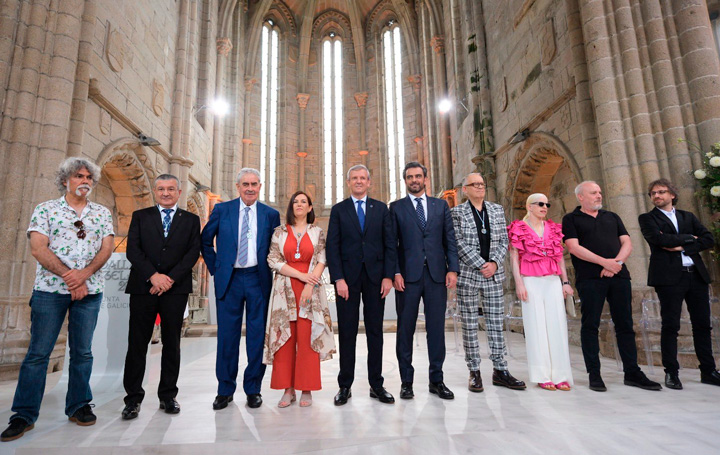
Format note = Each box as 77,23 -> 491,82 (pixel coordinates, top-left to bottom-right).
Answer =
481,228 -> 487,235
294,252 -> 301,259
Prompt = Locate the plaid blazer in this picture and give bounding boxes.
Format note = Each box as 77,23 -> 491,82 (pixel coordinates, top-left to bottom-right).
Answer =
451,200 -> 509,285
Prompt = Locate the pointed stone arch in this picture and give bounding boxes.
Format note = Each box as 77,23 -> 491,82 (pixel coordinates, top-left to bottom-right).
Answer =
505,132 -> 583,222
95,138 -> 155,241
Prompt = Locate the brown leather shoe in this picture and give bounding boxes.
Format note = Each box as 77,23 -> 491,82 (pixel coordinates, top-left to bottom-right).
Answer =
468,370 -> 484,393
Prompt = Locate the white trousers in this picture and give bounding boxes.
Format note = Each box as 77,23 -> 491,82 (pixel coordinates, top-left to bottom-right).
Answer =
521,275 -> 574,385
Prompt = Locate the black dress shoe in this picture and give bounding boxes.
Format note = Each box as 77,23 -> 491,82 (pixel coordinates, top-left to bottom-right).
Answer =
429,382 -> 454,400
665,372 -> 683,390
369,386 -> 395,404
1,418 -> 34,442
212,394 -> 233,410
334,387 -> 352,406
588,372 -> 607,392
159,399 -> 180,414
400,382 -> 414,399
246,393 -> 263,408
492,369 -> 526,390
121,402 -> 141,420
624,371 -> 662,391
700,369 -> 720,386
468,370 -> 484,393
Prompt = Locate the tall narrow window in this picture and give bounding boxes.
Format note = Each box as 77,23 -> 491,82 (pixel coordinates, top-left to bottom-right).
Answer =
323,37 -> 344,206
260,23 -> 279,203
383,26 -> 406,201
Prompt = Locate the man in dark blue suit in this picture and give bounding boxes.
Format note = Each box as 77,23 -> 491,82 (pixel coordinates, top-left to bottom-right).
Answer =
390,162 -> 459,400
326,164 -> 397,406
201,168 -> 280,410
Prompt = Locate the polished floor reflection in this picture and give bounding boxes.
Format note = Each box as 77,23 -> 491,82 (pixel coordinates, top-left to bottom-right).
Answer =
1,332 -> 719,454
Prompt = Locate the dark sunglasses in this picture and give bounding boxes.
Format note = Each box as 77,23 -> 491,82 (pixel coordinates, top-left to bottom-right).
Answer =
530,202 -> 552,208
74,220 -> 86,239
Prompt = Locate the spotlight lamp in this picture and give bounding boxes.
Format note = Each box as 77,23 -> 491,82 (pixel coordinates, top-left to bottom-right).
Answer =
438,98 -> 453,114
509,129 -> 530,145
137,132 -> 161,147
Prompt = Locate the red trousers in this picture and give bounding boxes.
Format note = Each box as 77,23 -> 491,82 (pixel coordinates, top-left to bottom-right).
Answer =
270,315 -> 321,390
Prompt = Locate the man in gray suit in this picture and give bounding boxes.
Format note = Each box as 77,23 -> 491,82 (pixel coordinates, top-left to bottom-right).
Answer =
451,173 -> 526,392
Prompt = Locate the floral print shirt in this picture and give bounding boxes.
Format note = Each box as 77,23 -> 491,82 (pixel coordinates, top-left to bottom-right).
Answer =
27,196 -> 115,294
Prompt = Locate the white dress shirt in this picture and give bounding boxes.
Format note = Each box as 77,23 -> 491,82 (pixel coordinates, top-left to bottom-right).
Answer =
351,195 -> 368,215
157,204 -> 178,224
235,201 -> 258,268
658,207 -> 694,266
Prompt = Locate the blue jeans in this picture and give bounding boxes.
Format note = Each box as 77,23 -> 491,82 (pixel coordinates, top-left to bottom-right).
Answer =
10,291 -> 102,424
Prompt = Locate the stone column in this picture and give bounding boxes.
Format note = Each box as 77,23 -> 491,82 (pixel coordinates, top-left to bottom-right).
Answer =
672,0 -> 720,155
354,92 -> 369,167
296,93 -> 310,190
170,0 -> 192,179
67,0 -> 96,157
211,37 -> 233,194
241,78 -> 256,167
430,35 -> 453,190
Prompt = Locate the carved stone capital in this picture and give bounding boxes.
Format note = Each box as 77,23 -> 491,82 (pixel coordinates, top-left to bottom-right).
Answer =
244,78 -> 257,92
296,93 -> 310,110
216,37 -> 233,56
414,136 -> 423,145
354,92 -> 368,108
408,75 -> 422,91
358,150 -> 369,156
430,36 -> 444,54
242,138 -> 253,145
297,152 -> 308,158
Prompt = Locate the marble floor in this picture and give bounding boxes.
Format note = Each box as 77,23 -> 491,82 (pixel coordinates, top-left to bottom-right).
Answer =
1,332 -> 719,455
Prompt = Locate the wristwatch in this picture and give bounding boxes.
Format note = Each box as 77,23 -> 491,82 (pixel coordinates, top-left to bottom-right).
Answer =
562,281 -> 570,285
616,260 -> 624,265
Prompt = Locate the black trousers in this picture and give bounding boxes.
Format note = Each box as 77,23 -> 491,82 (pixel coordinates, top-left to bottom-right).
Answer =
576,277 -> 640,375
655,270 -> 716,374
336,265 -> 386,389
396,265 -> 447,384
123,293 -> 188,404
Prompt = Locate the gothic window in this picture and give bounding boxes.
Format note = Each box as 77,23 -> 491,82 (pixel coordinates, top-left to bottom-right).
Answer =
260,22 -> 279,203
323,35 -> 344,206
383,25 -> 406,201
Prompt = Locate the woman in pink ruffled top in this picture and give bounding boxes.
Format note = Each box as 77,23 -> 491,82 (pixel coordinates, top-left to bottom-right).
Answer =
508,193 -> 574,391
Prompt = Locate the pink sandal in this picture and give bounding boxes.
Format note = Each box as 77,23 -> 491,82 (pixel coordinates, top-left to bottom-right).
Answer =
555,382 -> 571,391
299,392 -> 312,407
278,391 -> 296,408
539,382 -> 556,391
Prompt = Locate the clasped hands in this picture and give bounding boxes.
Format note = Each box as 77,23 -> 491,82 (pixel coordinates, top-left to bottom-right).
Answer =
62,269 -> 91,301
150,272 -> 174,295
299,272 -> 322,307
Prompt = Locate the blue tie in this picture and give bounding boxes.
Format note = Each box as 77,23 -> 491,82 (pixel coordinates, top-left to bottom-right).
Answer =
415,198 -> 426,230
356,200 -> 365,231
237,207 -> 250,266
162,209 -> 173,237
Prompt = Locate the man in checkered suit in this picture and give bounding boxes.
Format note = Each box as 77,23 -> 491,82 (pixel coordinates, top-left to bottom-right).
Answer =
451,173 -> 526,392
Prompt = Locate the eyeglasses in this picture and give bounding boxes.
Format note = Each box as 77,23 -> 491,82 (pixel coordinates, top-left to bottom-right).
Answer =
530,202 -> 552,208
648,189 -> 669,197
464,183 -> 486,190
74,220 -> 86,239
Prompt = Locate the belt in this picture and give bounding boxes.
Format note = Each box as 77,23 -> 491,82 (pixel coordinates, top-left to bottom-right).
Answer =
233,265 -> 259,273
680,265 -> 696,273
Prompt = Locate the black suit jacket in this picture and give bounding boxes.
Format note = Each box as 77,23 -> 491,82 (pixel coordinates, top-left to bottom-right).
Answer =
125,206 -> 201,295
326,197 -> 397,286
390,195 -> 459,283
638,207 -> 713,286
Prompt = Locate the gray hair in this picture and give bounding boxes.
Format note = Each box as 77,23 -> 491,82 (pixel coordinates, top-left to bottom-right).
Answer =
346,164 -> 370,180
154,174 -> 180,187
236,168 -> 261,184
461,172 -> 484,186
55,157 -> 101,193
574,180 -> 597,198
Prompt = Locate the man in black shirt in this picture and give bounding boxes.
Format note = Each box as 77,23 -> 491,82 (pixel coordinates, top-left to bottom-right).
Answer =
562,181 -> 661,392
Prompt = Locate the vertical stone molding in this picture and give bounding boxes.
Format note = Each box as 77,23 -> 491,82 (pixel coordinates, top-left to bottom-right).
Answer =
216,37 -> 233,56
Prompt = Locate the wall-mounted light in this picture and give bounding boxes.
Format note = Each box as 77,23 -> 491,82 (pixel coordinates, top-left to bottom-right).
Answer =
509,129 -> 530,144
137,132 -> 161,147
438,98 -> 469,114
194,98 -> 230,117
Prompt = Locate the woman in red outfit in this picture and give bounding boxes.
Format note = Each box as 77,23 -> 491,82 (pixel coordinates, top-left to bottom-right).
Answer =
264,191 -> 335,408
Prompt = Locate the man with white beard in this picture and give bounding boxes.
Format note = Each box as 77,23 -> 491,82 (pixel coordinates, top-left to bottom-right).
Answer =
1,158 -> 114,442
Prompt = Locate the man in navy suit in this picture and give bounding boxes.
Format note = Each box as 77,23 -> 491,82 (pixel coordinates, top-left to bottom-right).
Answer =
638,178 -> 720,389
201,168 -> 280,410
326,164 -> 397,406
390,162 -> 459,400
